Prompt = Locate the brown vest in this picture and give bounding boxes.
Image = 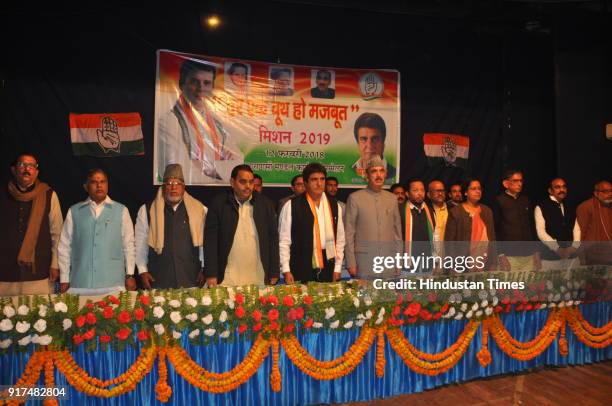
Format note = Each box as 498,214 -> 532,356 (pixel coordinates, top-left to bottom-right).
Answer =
0,186 -> 53,282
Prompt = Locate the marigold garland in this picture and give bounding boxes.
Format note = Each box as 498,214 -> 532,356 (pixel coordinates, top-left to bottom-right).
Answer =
565,307 -> 612,348
280,327 -> 376,380
270,339 -> 281,392
155,348 -> 172,402
477,319 -> 492,367
42,352 -> 58,406
386,321 -> 480,376
375,328 -> 386,378
559,316 -> 568,357
165,335 -> 269,393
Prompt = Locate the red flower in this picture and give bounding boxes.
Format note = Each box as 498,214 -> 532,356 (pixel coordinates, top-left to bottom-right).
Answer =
427,293 -> 437,303
501,297 -> 510,305
407,317 -> 418,324
404,302 -> 421,317
86,312 -> 97,325
267,296 -> 279,306
85,303 -> 94,310
72,334 -> 84,345
304,319 -> 314,329
269,321 -> 279,331
102,307 -> 114,319
75,315 -> 86,328
505,304 -> 512,313
134,308 -> 145,321
252,310 -> 262,322
530,295 -> 539,303
283,295 -> 295,307
405,292 -> 414,302
108,295 -> 120,305
419,309 -> 432,321
303,295 -> 313,305
115,328 -> 131,340
516,304 -> 524,312
235,293 -> 245,305
137,330 -> 149,341
287,308 -> 297,321
235,306 -> 246,319
97,300 -> 107,308
82,328 -> 96,340
117,310 -> 131,324
432,312 -> 442,320
284,324 -> 295,333
295,307 -> 305,320
440,303 -> 449,314
392,306 -> 401,317
99,335 -> 112,344
396,295 -> 403,305
494,305 -> 503,313
525,304 -> 533,311
138,295 -> 151,306
259,296 -> 267,306
238,324 -> 248,334
252,323 -> 262,332
268,309 -> 279,321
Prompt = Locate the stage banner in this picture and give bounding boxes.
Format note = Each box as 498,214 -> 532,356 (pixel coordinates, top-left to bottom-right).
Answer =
154,49 -> 400,186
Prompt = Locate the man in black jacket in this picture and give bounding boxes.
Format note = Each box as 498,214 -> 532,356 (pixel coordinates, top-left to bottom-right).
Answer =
204,164 -> 279,286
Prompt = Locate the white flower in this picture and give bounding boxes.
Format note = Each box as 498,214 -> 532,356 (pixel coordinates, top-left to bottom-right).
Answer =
153,296 -> 166,304
478,290 -> 488,300
62,319 -> 72,330
356,313 -> 365,320
445,307 -> 457,318
0,339 -> 12,349
343,321 -> 354,329
33,319 -> 47,333
186,313 -> 198,322
17,305 -> 29,316
375,317 -> 384,325
219,311 -> 228,323
3,305 -> 16,318
355,319 -> 366,327
492,297 -> 499,307
566,300 -> 574,307
324,307 -> 335,320
480,300 -> 488,308
188,329 -> 200,339
454,313 -> 464,320
18,335 -> 31,346
154,324 -> 165,335
38,304 -> 48,317
185,297 -> 197,308
54,302 -> 68,313
353,298 -> 360,308
0,319 -> 14,332
16,321 -> 30,334
549,302 -> 557,308
574,300 -> 581,306
204,328 -> 216,337
172,331 -> 182,339
460,303 -> 468,312
35,335 -> 52,346
225,299 -> 235,310
553,293 -> 561,302
485,307 -> 493,316
560,285 -> 567,293
169,300 -> 181,308
465,310 -> 474,319
564,293 -> 571,301
462,289 -> 472,298
364,296 -> 373,306
558,302 -> 565,308
201,296 -> 212,306
471,303 -> 479,312
153,306 -> 165,318
329,320 -> 340,329
202,314 -> 213,325
378,307 -> 386,317
219,330 -> 230,339
475,310 -> 483,317
365,310 -> 373,319
312,322 -> 323,329
170,311 -> 182,324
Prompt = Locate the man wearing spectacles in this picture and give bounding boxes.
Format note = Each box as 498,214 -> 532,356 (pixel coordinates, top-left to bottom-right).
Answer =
576,180 -> 612,265
492,169 -> 541,271
0,154 -> 63,296
534,178 -> 581,270
135,164 -> 207,289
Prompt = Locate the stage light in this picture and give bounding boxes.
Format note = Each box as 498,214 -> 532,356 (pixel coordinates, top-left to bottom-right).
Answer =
205,14 -> 221,29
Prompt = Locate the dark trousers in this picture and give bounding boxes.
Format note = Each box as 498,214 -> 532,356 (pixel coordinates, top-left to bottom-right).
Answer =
302,250 -> 335,283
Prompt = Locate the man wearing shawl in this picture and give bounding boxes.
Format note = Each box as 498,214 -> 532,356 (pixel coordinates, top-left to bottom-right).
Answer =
0,154 -> 63,296
135,164 -> 207,289
400,179 -> 435,273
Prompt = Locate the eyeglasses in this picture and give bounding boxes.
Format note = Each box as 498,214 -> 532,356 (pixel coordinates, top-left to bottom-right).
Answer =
16,162 -> 38,169
164,180 -> 184,187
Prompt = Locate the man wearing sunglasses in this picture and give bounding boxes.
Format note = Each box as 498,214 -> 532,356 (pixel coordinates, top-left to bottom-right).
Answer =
0,154 -> 63,296
135,164 -> 207,289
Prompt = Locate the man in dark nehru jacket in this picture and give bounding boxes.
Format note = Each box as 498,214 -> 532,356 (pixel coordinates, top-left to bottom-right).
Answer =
0,153 -> 63,296
135,164 -> 207,289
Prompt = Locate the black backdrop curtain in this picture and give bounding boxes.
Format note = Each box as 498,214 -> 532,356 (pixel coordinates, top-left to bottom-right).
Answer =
0,1 -> 609,218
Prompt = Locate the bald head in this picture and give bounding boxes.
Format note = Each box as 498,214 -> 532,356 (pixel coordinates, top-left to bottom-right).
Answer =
427,180 -> 446,206
594,180 -> 612,205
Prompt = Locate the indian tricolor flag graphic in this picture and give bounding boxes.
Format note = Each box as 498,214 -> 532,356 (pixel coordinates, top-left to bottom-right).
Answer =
423,133 -> 469,169
69,113 -> 145,157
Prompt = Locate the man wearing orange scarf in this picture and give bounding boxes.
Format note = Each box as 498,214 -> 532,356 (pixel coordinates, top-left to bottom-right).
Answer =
0,154 -> 63,296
